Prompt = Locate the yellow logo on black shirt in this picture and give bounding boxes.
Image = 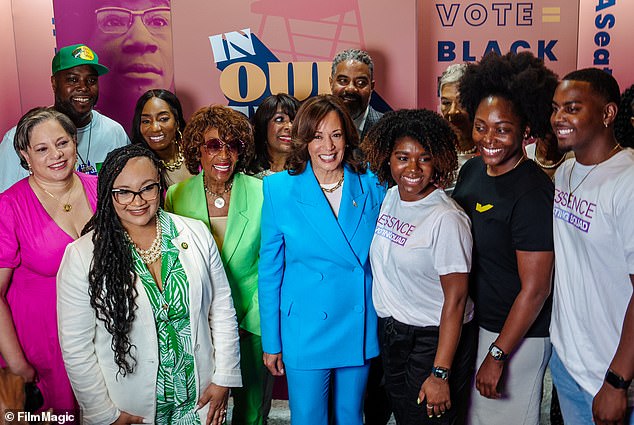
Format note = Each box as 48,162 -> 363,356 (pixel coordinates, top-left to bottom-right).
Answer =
475,203 -> 493,213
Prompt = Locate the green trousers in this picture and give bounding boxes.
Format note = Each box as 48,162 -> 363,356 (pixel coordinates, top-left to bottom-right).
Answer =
231,332 -> 274,425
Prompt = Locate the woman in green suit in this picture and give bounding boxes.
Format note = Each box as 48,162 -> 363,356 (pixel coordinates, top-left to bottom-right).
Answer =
165,105 -> 268,425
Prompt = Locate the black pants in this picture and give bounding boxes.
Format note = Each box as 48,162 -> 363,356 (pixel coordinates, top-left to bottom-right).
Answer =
381,317 -> 477,425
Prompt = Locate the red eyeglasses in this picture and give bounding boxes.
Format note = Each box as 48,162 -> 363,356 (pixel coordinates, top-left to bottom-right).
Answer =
203,138 -> 245,155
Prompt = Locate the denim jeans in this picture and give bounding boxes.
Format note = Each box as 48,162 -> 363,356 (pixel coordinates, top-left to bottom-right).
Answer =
550,348 -> 634,425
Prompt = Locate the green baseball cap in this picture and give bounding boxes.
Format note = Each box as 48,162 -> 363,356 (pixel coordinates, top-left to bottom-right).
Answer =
51,44 -> 109,76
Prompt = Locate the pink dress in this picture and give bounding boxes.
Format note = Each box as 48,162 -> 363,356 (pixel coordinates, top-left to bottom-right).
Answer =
0,172 -> 97,414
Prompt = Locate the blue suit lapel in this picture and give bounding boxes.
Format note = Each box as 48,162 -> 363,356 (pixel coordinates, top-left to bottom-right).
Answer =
295,163 -> 363,266
338,166 -> 369,259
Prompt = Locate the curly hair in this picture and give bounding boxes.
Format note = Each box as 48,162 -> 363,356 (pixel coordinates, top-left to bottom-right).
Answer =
247,93 -> 301,174
130,89 -> 186,149
82,144 -> 166,377
14,107 -> 77,170
459,51 -> 558,138
182,105 -> 254,175
362,109 -> 458,188
614,84 -> 634,148
286,94 -> 366,175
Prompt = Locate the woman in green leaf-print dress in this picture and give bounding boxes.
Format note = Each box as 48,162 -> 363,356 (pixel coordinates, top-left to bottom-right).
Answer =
57,145 -> 242,425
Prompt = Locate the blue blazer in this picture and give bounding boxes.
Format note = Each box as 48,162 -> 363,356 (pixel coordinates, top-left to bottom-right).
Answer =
258,162 -> 386,370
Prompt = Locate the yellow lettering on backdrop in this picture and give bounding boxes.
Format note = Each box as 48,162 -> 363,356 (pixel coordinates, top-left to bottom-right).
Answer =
220,61 -> 332,102
220,62 -> 267,102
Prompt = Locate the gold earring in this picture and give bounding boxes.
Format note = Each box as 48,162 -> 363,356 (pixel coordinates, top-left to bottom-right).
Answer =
27,163 -> 33,175
177,128 -> 184,142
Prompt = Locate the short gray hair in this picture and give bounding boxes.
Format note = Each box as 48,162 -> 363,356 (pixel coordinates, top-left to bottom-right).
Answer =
438,63 -> 467,93
331,49 -> 374,80
14,107 -> 77,170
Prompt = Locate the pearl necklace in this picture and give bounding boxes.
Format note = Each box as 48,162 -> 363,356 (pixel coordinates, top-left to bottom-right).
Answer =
126,216 -> 162,265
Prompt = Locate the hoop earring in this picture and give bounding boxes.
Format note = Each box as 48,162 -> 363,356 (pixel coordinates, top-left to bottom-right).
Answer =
176,128 -> 184,142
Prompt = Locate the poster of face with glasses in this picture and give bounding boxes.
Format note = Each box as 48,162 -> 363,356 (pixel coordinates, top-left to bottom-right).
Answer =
52,0 -> 174,132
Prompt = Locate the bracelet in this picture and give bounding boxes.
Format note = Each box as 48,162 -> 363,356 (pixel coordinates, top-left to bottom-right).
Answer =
605,369 -> 632,390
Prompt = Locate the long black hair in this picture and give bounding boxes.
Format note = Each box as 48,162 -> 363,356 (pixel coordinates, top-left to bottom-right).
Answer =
82,144 -> 165,376
247,93 -> 300,174
130,89 -> 186,150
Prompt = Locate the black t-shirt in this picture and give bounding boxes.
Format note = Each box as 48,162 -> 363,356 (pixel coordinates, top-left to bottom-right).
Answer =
452,157 -> 554,337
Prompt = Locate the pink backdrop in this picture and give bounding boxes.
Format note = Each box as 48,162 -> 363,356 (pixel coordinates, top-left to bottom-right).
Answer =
577,1 -> 634,90
417,0 -> 580,110
2,1 -> 634,136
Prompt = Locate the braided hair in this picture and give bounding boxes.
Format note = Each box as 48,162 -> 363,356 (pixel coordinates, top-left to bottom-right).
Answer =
82,144 -> 165,376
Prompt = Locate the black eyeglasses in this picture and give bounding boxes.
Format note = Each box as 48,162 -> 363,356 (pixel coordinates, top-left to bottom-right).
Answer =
202,138 -> 245,155
95,7 -> 171,35
111,182 -> 160,205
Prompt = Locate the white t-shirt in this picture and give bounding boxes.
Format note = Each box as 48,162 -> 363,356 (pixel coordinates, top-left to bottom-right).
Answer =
0,110 -> 129,192
551,148 -> 634,403
370,187 -> 474,327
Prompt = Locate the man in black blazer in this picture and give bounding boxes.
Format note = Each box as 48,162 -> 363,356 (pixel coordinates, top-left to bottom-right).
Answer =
330,49 -> 384,143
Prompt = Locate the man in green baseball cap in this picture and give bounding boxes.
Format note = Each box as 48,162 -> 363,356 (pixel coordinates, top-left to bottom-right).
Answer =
0,44 -> 129,190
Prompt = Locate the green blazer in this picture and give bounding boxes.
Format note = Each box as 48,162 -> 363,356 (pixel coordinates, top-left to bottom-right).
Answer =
165,172 -> 263,335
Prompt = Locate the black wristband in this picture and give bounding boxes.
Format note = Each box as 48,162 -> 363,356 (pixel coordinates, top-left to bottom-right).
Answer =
605,369 -> 632,390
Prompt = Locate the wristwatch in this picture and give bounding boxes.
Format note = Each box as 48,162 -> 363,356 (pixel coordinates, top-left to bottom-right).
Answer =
488,343 -> 508,361
605,369 -> 632,390
431,366 -> 450,380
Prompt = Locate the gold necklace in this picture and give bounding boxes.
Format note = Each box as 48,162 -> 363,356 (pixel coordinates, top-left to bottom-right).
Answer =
534,151 -> 565,169
204,178 -> 233,208
126,215 -> 162,265
320,173 -> 344,193
568,144 -> 621,200
161,142 -> 184,171
33,176 -> 76,212
457,145 -> 477,155
486,154 -> 525,175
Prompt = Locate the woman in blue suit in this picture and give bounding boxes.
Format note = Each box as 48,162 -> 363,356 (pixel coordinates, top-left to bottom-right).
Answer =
259,95 -> 386,425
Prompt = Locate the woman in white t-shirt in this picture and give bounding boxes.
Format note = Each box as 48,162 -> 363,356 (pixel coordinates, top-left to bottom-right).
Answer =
362,109 -> 476,425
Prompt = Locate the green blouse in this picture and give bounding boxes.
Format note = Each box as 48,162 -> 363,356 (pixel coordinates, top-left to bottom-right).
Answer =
129,210 -> 200,424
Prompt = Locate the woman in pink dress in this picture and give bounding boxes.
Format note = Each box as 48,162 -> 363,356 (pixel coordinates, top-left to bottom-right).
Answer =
0,107 -> 97,415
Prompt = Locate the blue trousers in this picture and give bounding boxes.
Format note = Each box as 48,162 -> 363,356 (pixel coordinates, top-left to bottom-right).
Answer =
285,362 -> 370,425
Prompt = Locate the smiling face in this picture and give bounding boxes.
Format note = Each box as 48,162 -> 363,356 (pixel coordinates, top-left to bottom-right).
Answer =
266,107 -> 293,156
473,95 -> 526,176
330,60 -> 374,120
440,82 -> 472,145
551,79 -> 608,157
307,111 -> 346,180
52,65 -> 99,127
21,119 -> 77,183
91,0 -> 174,102
140,97 -> 177,155
111,156 -> 160,233
200,127 -> 240,186
390,137 -> 436,202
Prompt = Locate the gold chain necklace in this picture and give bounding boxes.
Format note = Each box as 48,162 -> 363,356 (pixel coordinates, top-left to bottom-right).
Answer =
320,173 -> 344,193
204,178 -> 233,208
534,151 -> 566,169
161,142 -> 185,171
33,176 -> 76,212
126,215 -> 162,265
568,144 -> 621,200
